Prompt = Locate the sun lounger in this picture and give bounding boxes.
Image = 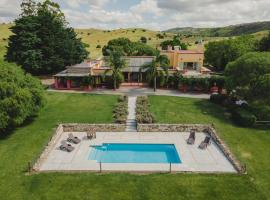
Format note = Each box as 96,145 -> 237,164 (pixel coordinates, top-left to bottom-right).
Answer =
86,131 -> 96,140
187,130 -> 195,145
67,133 -> 81,144
198,136 -> 211,150
59,141 -> 74,152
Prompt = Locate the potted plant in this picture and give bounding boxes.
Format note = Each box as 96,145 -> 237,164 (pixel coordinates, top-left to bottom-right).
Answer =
179,76 -> 189,93
82,76 -> 93,91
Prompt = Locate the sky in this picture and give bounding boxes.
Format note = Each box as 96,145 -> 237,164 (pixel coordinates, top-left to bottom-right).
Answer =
0,0 -> 270,30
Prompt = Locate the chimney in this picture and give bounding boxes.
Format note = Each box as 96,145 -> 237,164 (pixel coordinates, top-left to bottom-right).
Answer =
174,46 -> 180,51
168,45 -> 173,51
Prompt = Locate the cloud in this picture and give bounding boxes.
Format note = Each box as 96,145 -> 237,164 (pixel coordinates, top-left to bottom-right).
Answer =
64,0 -> 110,9
0,0 -> 270,30
0,0 -> 20,23
130,0 -> 163,17
156,0 -> 270,27
64,7 -> 142,29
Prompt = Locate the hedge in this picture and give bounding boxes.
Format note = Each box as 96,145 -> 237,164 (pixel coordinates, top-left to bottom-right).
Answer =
136,96 -> 155,123
113,96 -> 128,124
232,108 -> 256,127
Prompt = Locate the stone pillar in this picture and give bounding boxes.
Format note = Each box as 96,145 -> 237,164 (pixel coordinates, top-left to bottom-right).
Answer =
54,77 -> 59,89
67,79 -> 71,89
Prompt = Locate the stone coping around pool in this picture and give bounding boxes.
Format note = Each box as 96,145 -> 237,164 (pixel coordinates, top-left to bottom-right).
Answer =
137,123 -> 246,174
31,123 -> 245,174
31,123 -> 126,172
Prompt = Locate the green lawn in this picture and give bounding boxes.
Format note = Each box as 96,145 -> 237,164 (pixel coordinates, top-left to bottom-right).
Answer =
149,96 -> 270,200
0,93 -> 269,200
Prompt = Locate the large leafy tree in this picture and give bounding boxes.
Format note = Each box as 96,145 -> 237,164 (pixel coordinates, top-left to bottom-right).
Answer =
205,35 -> 257,71
0,60 -> 44,135
258,31 -> 270,52
102,37 -> 158,56
160,36 -> 188,50
140,54 -> 169,92
225,52 -> 270,103
105,50 -> 127,90
5,0 -> 89,75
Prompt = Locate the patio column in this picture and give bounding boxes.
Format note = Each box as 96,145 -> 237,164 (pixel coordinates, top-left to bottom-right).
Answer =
67,79 -> 72,89
128,73 -> 131,82
54,77 -> 59,89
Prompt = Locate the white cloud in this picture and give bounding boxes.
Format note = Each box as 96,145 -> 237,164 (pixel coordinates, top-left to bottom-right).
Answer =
130,0 -> 163,17
0,0 -> 20,23
64,7 -> 142,29
0,0 -> 270,30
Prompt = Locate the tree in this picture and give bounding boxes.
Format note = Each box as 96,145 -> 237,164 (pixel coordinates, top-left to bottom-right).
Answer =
140,54 -> 169,92
225,52 -> 270,103
140,36 -> 147,44
0,60 -> 44,135
160,37 -> 188,50
258,31 -> 270,52
105,50 -> 126,90
205,35 -> 257,71
20,0 -> 37,16
102,37 -> 158,56
5,0 -> 89,75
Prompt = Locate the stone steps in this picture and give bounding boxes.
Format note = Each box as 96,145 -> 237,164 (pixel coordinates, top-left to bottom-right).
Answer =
125,96 -> 137,132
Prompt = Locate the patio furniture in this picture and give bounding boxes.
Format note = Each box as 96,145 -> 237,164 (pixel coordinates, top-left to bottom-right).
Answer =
86,131 -> 96,140
67,133 -> 81,144
198,136 -> 211,150
187,130 -> 195,145
59,141 -> 74,152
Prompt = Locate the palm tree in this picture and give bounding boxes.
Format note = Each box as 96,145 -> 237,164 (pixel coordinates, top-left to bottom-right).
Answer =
140,54 -> 169,92
105,50 -> 126,90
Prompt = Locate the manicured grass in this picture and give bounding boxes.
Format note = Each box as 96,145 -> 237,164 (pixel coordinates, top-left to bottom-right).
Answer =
149,96 -> 270,200
1,93 -> 269,200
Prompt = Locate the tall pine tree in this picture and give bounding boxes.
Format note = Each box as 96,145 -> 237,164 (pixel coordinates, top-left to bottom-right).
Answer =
5,0 -> 89,75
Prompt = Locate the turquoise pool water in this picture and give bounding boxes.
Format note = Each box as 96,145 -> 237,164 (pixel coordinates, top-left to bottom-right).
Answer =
88,143 -> 181,163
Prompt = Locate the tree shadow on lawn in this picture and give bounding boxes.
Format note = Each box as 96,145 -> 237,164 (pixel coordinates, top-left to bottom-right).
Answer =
193,100 -> 232,124
193,100 -> 269,131
0,116 -> 37,140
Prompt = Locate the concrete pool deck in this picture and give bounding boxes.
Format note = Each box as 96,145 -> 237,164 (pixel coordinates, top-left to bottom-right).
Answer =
38,131 -> 236,173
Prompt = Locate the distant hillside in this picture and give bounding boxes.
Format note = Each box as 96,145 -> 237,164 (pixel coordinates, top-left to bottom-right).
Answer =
166,21 -> 270,37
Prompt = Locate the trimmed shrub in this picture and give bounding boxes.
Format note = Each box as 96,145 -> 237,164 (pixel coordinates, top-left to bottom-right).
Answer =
210,94 -> 227,104
136,96 -> 155,123
250,103 -> 270,121
113,96 -> 128,124
0,60 -> 45,135
232,108 -> 256,127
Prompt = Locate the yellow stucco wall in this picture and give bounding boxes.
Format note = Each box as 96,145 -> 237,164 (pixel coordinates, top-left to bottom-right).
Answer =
161,50 -> 204,70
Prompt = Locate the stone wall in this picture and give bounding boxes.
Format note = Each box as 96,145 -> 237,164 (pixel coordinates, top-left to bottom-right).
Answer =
205,125 -> 246,174
62,123 -> 126,132
137,123 -> 210,132
137,123 -> 246,174
32,124 -> 64,171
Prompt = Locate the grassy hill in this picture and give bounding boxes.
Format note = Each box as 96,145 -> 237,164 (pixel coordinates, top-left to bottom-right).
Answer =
0,23 -> 12,59
166,21 -> 270,37
1,21 -> 268,60
75,28 -> 175,58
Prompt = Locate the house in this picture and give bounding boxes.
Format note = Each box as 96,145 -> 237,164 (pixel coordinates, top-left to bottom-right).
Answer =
53,47 -> 211,90
160,45 -> 211,76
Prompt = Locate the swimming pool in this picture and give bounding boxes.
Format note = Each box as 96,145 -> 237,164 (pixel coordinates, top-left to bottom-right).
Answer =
88,143 -> 181,163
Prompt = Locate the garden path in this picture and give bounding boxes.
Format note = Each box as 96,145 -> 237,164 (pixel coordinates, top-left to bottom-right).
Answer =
125,96 -> 137,132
